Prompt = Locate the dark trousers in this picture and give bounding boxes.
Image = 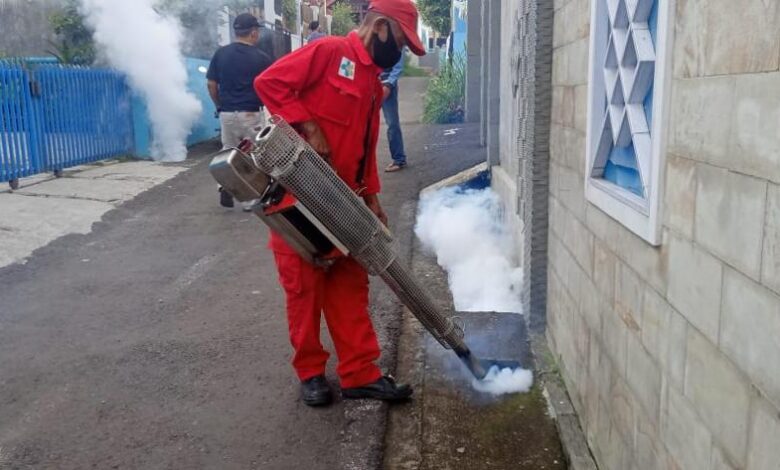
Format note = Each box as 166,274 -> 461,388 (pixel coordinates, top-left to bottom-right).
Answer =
381,85 -> 407,166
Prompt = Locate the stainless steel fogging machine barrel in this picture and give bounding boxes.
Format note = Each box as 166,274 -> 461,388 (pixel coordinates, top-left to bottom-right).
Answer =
209,117 -> 519,380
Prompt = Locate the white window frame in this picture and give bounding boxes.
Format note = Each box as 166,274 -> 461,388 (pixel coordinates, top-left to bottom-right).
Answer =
584,0 -> 675,246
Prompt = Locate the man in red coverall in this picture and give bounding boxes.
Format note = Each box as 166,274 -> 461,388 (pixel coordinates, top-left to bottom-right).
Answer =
254,0 -> 426,406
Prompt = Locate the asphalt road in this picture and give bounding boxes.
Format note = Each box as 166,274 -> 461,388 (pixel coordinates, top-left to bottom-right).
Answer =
0,77 -> 484,469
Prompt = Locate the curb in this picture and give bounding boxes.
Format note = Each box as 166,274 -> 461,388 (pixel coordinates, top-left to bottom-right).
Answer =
420,162 -> 488,195
531,333 -> 599,470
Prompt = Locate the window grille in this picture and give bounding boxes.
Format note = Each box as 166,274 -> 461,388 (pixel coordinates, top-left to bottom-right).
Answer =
585,0 -> 674,245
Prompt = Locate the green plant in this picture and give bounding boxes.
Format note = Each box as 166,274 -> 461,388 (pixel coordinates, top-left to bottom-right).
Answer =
330,2 -> 356,36
48,0 -> 95,65
416,0 -> 451,35
423,53 -> 465,124
282,0 -> 298,31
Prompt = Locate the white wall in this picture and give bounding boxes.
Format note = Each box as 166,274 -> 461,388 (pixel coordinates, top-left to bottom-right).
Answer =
545,0 -> 780,469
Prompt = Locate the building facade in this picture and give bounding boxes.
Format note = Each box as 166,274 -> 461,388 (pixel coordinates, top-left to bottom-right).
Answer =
468,0 -> 780,468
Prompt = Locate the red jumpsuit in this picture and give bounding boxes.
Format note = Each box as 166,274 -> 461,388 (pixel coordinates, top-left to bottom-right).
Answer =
254,31 -> 384,388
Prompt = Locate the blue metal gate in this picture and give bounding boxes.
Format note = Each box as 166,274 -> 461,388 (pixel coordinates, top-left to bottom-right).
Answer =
0,62 -> 41,182
0,61 -> 134,185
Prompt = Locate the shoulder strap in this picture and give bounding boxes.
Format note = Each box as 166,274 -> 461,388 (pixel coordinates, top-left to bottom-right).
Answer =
356,94 -> 376,186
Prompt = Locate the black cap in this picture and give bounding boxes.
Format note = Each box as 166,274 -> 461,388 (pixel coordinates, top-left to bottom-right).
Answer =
233,13 -> 260,30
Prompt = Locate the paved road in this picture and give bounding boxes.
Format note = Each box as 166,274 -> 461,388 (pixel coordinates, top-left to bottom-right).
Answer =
0,77 -> 483,469
0,161 -> 191,269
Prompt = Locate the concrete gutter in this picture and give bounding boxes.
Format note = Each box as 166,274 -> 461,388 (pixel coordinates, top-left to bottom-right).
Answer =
388,163 -> 599,470
420,162 -> 488,195
531,333 -> 599,470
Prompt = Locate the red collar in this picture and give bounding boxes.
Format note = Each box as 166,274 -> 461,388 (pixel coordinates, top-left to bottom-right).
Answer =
347,31 -> 378,69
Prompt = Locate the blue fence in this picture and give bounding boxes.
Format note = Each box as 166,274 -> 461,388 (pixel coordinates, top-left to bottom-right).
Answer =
0,63 -> 39,181
1,57 -> 219,183
0,60 -> 134,183
37,65 -> 134,170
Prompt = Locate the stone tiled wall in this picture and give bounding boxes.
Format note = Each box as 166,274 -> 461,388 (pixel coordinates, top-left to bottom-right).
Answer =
543,0 -> 780,469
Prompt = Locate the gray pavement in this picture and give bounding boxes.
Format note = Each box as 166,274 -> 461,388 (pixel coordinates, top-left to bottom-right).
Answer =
0,160 -> 193,269
0,77 -> 487,469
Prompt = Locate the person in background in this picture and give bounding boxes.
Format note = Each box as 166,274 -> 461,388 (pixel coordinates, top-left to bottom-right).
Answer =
207,13 -> 273,210
306,20 -> 326,43
254,0 -> 426,407
380,52 -> 407,172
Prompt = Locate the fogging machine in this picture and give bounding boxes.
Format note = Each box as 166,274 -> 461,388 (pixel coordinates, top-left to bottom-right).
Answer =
208,117 -> 519,380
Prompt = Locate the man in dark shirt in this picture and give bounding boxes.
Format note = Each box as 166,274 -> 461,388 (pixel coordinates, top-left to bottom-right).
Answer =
207,13 -> 273,209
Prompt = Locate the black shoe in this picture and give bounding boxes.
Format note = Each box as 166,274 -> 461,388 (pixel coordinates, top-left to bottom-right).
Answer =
301,375 -> 333,407
219,187 -> 234,208
342,375 -> 413,402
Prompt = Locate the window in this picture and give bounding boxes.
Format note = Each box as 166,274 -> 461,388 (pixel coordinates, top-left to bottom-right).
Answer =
585,0 -> 674,245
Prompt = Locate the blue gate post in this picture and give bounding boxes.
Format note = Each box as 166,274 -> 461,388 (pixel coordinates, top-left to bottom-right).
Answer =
0,61 -> 42,188
24,66 -> 45,180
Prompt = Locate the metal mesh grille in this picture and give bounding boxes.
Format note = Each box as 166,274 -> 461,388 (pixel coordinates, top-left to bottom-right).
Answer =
251,118 -> 466,352
252,118 -> 393,273
509,0 -> 553,333
381,260 -> 465,350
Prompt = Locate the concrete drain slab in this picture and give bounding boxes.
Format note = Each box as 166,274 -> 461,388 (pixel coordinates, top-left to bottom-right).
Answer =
419,311 -> 566,469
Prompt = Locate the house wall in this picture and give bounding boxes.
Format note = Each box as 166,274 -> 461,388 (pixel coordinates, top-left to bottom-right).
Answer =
492,0 -> 554,331
542,0 -> 780,469
493,0 -> 524,267
464,0 -> 482,122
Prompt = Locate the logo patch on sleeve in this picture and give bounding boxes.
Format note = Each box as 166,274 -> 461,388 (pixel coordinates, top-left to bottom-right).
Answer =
338,57 -> 356,80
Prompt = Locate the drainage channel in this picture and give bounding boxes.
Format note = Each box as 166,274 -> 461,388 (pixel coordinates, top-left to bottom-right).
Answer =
383,170 -> 566,469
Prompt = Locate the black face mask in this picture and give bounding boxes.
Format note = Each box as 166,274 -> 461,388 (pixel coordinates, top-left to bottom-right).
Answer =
371,29 -> 402,69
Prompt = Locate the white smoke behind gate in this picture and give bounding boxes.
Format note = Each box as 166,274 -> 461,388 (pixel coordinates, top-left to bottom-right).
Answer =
415,187 -> 524,314
80,0 -> 201,162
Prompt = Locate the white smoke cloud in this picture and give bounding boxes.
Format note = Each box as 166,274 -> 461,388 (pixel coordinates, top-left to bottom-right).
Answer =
416,186 -> 532,394
415,187 -> 524,313
80,0 -> 202,162
472,365 -> 533,395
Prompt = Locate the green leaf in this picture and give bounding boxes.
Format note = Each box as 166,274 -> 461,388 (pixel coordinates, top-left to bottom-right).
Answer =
423,52 -> 466,124
48,0 -> 95,65
330,2 -> 356,36
416,0 -> 452,35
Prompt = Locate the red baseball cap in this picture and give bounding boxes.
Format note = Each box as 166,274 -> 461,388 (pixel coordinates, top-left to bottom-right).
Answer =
368,0 -> 426,56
